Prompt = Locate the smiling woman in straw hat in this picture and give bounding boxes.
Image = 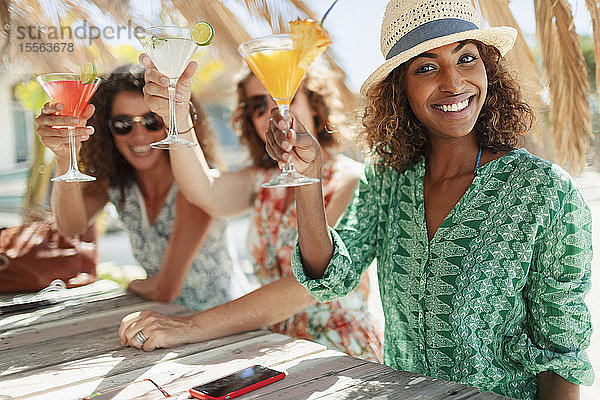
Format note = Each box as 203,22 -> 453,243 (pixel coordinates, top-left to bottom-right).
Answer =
264,0 -> 593,399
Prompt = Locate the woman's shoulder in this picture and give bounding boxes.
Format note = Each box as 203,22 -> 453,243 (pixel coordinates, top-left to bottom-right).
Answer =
500,148 -> 577,191
363,157 -> 415,184
494,148 -> 588,211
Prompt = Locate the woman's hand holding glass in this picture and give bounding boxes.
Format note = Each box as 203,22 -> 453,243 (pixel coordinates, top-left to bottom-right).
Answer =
139,54 -> 197,133
34,102 -> 95,162
265,108 -> 323,179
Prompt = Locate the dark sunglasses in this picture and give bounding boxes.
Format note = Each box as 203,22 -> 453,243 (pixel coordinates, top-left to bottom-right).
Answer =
243,95 -> 270,119
108,112 -> 164,135
243,94 -> 297,119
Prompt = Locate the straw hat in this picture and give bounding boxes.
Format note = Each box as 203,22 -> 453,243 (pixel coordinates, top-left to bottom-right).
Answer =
360,0 -> 517,95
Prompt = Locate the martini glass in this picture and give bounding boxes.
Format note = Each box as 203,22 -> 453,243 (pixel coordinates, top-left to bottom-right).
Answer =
139,26 -> 198,149
239,34 -> 321,188
37,73 -> 101,182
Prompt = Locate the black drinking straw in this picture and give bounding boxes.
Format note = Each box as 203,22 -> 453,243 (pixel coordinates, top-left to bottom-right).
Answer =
321,0 -> 340,26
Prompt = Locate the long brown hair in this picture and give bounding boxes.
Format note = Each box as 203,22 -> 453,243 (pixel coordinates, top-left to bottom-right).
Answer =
80,64 -> 220,193
230,63 -> 352,168
362,41 -> 535,172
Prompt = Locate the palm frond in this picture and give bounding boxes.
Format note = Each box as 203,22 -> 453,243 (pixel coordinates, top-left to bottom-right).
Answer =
171,0 -> 251,60
0,1 -> 9,64
477,0 -> 544,147
3,0 -> 117,73
585,0 -> 600,94
535,0 -> 592,173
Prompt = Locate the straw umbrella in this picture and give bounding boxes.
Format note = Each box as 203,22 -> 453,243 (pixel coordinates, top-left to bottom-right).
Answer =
1,0 -> 347,216
0,0 -> 596,216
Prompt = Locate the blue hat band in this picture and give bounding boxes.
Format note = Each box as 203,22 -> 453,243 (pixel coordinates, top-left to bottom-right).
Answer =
385,18 -> 479,60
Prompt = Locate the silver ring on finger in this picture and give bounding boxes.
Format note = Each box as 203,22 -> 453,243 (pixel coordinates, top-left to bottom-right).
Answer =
135,330 -> 148,344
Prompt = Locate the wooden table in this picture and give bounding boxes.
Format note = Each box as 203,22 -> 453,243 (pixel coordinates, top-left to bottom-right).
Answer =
0,280 -> 510,400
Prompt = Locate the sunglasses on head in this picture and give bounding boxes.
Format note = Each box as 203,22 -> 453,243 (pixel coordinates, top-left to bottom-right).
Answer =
107,112 -> 164,135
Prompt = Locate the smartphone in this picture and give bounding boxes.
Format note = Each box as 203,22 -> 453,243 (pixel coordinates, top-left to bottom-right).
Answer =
189,365 -> 286,400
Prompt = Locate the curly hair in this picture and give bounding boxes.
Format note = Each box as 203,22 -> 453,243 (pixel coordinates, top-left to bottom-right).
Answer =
230,63 -> 352,168
79,64 -> 220,196
362,40 -> 535,172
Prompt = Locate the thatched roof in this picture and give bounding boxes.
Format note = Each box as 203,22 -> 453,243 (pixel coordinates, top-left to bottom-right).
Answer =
477,0 -> 594,173
1,0 -> 359,118
0,0 -> 597,173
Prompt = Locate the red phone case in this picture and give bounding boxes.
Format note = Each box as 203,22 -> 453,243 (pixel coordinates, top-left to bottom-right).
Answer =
189,366 -> 286,400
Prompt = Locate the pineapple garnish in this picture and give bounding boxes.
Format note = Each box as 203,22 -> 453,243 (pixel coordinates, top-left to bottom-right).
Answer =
290,18 -> 332,69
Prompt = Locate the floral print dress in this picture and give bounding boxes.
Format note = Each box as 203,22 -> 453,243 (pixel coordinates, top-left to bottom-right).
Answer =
247,154 -> 383,362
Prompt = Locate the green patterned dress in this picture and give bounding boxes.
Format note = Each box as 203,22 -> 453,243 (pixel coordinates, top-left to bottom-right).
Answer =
292,148 -> 593,399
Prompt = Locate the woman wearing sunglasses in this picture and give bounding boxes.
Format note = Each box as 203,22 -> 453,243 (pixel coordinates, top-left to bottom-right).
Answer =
118,56 -> 383,359
35,64 -> 249,312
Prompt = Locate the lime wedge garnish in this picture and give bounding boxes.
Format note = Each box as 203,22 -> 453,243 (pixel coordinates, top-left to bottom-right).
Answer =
191,21 -> 214,46
80,63 -> 97,84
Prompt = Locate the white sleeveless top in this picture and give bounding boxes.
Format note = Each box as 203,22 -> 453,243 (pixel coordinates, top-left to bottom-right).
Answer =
108,182 -> 249,310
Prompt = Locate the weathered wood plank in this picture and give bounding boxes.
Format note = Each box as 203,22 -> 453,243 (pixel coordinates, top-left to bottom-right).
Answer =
2,315 -> 180,376
0,291 -> 143,333
1,331 -> 292,398
69,346 -> 377,400
10,333 -> 327,399
0,280 -> 122,303
313,369 -> 482,400
242,352 -> 389,400
0,300 -> 186,350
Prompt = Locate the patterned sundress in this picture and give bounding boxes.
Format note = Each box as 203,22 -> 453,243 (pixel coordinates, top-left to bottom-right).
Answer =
248,154 -> 383,362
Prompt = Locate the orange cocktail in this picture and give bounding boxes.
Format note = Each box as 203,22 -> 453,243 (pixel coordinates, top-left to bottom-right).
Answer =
238,20 -> 331,188
244,48 -> 305,107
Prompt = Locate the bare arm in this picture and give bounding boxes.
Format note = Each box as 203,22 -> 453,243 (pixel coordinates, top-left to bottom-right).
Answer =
170,131 -> 258,218
139,55 -> 256,218
51,180 -> 108,235
295,157 -> 362,279
35,102 -> 106,234
537,371 -> 579,400
127,193 -> 213,302
118,146 -> 362,350
265,110 -> 333,279
119,275 -> 316,350
118,180 -> 353,349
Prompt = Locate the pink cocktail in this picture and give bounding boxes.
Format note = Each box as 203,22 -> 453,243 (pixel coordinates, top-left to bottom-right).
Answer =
37,73 -> 101,182
40,80 -> 99,118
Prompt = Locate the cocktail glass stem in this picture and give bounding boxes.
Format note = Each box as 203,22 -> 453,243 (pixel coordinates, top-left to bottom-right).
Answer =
149,78 -> 196,149
260,104 -> 320,188
67,126 -> 79,173
278,104 -> 296,175
51,126 -> 96,182
167,78 -> 178,139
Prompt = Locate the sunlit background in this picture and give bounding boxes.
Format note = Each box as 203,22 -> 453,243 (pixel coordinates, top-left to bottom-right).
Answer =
0,1 -> 598,398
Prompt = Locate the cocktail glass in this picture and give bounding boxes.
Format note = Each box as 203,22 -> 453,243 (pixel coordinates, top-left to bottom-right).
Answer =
138,26 -> 198,149
238,34 -> 321,188
36,73 -> 101,182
